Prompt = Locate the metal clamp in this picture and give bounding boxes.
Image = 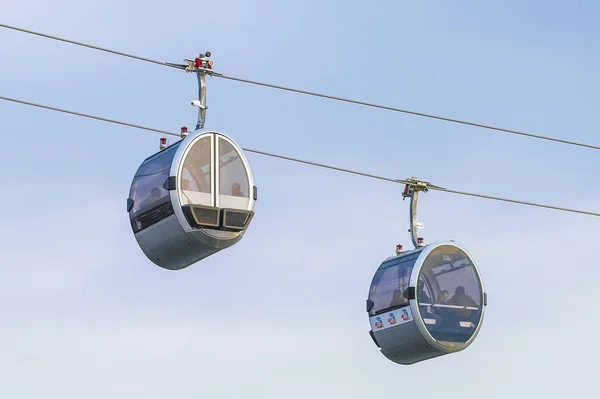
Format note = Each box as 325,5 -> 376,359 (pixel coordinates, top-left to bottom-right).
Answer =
167,52 -> 223,76
402,177 -> 431,198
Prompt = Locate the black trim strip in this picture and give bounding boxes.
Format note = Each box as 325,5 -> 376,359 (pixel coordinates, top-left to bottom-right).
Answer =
166,176 -> 176,191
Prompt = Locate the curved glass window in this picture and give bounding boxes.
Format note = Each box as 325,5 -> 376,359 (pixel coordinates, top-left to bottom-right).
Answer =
129,143 -> 181,233
368,252 -> 420,317
417,245 -> 483,346
180,136 -> 212,206
218,138 -> 249,198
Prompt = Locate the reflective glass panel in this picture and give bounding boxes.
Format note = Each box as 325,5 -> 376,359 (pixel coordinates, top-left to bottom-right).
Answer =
218,139 -> 249,198
180,136 -> 212,194
417,245 -> 483,346
129,143 -> 180,233
368,252 -> 419,317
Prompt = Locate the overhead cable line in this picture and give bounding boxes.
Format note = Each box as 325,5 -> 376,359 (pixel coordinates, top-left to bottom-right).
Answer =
2,22 -> 600,152
1,94 -> 598,218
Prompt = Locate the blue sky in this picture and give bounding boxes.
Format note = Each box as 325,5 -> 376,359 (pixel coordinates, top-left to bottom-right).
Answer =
1,0 -> 599,397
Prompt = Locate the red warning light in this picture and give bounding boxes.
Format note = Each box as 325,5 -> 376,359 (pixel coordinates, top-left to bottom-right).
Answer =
160,137 -> 168,150
180,126 -> 189,138
396,244 -> 403,254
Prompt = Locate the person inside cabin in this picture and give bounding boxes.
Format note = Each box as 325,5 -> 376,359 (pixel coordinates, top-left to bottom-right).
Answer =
448,286 -> 476,306
417,279 -> 443,326
438,290 -> 449,304
434,289 -> 450,321
417,279 -> 432,304
231,183 -> 244,197
389,288 -> 408,308
448,285 -> 477,320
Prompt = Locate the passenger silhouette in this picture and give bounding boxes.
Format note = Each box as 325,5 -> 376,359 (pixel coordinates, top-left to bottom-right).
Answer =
449,286 -> 476,306
417,279 -> 443,326
438,290 -> 449,304
433,289 -> 451,323
389,289 -> 408,308
417,280 -> 432,303
448,286 -> 477,319
231,183 -> 244,196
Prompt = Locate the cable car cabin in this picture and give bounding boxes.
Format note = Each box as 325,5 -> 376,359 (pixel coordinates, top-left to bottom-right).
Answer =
366,240 -> 486,365
127,130 -> 257,270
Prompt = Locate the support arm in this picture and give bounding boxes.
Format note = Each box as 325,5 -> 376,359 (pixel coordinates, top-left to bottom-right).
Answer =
402,177 -> 430,249
196,72 -> 207,130
409,188 -> 420,248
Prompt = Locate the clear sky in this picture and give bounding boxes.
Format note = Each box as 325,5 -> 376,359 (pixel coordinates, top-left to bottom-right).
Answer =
1,0 -> 599,397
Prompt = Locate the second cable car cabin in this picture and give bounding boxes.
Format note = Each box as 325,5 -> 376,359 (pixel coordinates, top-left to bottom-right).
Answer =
366,240 -> 487,365
127,129 -> 257,270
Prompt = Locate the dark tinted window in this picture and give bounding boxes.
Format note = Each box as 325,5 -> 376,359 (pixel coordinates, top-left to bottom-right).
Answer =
368,253 -> 419,316
129,143 -> 180,233
417,245 -> 483,346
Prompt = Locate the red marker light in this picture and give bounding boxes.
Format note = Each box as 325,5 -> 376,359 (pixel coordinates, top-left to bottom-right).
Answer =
418,237 -> 424,245
160,137 -> 168,150
195,58 -> 201,68
180,126 -> 189,138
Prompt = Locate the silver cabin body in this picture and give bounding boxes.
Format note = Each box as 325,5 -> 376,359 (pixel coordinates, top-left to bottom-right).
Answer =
127,130 -> 257,270
366,240 -> 487,365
